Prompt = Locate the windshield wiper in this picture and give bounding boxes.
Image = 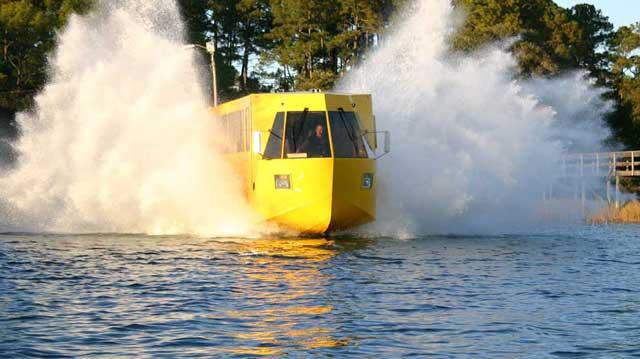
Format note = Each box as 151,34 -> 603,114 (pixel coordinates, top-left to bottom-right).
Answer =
268,128 -> 281,140
338,108 -> 360,154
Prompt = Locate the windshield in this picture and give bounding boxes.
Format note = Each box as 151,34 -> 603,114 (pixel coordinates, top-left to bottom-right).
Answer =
285,111 -> 330,158
264,112 -> 284,159
329,111 -> 368,158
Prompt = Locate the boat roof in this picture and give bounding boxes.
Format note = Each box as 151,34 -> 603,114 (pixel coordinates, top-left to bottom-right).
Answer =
213,92 -> 372,111
247,91 -> 369,96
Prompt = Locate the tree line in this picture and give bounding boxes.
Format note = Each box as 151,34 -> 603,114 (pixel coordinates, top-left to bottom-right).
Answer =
453,0 -> 640,149
178,0 -> 405,95
0,0 -> 93,137
1,0 -> 639,148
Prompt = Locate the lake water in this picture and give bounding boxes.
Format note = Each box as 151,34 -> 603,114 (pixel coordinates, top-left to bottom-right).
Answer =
2,226 -> 640,357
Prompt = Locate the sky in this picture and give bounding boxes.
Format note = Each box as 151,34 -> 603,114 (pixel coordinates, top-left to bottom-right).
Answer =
555,0 -> 639,28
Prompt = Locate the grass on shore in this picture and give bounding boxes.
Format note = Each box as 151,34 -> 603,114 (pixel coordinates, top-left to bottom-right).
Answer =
589,201 -> 640,224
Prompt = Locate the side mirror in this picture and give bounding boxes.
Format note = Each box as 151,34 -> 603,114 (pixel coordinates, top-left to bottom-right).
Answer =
252,131 -> 263,155
384,131 -> 391,154
374,131 -> 391,159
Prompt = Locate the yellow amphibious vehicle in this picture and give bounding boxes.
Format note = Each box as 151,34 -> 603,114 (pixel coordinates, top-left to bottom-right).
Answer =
213,92 -> 389,234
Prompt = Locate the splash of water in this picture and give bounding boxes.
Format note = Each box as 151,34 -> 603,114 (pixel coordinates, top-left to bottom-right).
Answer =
0,0 -> 257,235
339,0 -> 611,236
0,0 -> 612,237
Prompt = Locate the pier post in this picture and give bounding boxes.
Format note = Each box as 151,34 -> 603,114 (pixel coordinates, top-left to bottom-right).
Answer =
581,180 -> 586,217
615,175 -> 620,209
560,150 -> 640,210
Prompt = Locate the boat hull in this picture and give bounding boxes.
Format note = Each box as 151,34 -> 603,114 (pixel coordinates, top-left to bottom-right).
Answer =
253,158 -> 376,234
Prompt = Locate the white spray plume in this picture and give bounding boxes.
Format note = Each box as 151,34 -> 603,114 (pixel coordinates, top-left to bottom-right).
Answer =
0,0 -> 612,237
0,0 -> 260,236
339,0 -> 611,236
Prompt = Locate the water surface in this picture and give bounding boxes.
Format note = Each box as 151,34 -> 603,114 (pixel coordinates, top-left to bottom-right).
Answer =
2,226 -> 640,357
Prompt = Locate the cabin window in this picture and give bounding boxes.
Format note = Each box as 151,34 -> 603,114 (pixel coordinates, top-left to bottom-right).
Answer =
285,110 -> 330,158
329,111 -> 368,158
264,112 -> 284,159
221,110 -> 246,153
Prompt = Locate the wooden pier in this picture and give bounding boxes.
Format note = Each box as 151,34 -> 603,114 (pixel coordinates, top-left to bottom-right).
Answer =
561,151 -> 640,178
558,150 -> 640,209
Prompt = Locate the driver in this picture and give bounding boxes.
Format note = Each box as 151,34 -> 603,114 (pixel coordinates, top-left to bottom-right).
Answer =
299,124 -> 330,157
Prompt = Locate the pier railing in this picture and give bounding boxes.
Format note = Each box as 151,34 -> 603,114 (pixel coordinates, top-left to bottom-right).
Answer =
557,150 -> 640,209
561,151 -> 640,178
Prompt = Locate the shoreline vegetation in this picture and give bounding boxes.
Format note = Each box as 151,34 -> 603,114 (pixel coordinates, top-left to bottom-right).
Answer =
0,111 -> 16,167
1,1 -> 640,151
537,199 -> 640,224
589,201 -> 640,224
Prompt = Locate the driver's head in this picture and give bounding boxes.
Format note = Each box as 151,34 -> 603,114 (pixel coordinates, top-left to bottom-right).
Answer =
315,124 -> 324,138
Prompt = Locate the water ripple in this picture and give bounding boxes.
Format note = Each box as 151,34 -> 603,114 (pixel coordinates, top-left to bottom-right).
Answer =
2,228 -> 640,357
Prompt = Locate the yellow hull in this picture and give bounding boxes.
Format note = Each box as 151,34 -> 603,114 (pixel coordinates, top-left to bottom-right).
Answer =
253,158 -> 376,234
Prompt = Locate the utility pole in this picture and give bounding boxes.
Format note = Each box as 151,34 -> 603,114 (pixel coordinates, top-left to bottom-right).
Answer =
185,41 -> 218,107
205,41 -> 218,107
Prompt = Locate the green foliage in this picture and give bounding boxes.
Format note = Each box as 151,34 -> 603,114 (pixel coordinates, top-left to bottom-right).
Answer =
175,0 -> 406,97
178,0 -> 210,45
0,0 -> 93,113
451,0 -> 640,149
568,4 -> 614,85
607,24 -> 640,147
179,0 -> 274,100
267,0 -> 339,90
236,0 -> 272,92
265,0 -> 405,91
2,0 -> 640,151
452,0 -> 614,79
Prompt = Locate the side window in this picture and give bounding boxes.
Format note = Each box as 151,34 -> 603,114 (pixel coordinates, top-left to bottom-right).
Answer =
231,111 -> 243,152
285,111 -> 330,158
264,112 -> 284,159
329,111 -> 368,158
220,110 -> 246,153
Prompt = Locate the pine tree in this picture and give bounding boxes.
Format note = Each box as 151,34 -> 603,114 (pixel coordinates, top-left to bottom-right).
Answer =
237,0 -> 272,93
608,24 -> 640,147
452,0 -> 613,78
0,0 -> 93,113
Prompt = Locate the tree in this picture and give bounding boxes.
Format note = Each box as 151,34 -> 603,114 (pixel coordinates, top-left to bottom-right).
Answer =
0,0 -> 93,113
265,0 -> 401,91
236,0 -> 272,93
452,0 -> 613,79
178,0 -> 210,45
0,0 -> 631,149
568,4 -> 615,85
331,0 -> 384,73
267,0 -> 339,90
608,24 -> 640,147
